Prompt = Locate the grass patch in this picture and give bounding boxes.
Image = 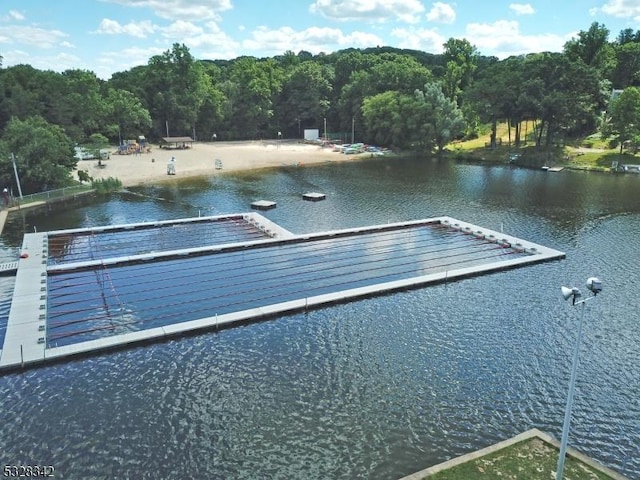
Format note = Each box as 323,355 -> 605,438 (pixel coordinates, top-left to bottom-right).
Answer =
566,151 -> 639,170
449,122 -> 640,171
578,133 -> 615,150
425,438 -> 615,480
453,124 -> 512,151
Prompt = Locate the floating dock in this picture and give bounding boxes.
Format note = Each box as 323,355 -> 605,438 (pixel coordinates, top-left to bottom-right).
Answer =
302,192 -> 326,201
250,200 -> 277,210
0,214 -> 564,372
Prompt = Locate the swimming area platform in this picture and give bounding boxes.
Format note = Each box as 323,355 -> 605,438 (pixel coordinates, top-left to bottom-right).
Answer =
0,213 -> 565,372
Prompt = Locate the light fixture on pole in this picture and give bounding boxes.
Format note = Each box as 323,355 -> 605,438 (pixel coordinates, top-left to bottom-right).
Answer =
556,277 -> 602,480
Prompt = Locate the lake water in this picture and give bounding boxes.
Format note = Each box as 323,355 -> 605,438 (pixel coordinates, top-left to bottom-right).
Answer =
1,156 -> 639,479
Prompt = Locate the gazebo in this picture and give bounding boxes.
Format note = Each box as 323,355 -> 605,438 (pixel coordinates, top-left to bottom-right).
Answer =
160,136 -> 194,149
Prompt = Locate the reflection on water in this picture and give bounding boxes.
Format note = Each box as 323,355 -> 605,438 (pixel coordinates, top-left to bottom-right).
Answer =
1,157 -> 639,479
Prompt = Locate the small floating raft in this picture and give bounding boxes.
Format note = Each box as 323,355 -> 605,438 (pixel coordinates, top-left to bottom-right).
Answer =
251,200 -> 276,210
302,192 -> 326,202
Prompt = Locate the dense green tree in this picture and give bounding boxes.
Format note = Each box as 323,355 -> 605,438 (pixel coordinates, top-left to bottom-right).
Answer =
0,116 -> 76,194
144,44 -> 211,138
499,56 -> 546,147
0,67 -> 106,141
107,65 -> 148,103
610,87 -> 640,152
331,51 -> 374,96
616,28 -> 640,45
465,60 -> 513,149
276,61 -> 333,138
523,52 -> 601,149
59,69 -> 107,140
361,82 -> 464,152
465,56 -> 539,148
221,57 -> 283,139
441,38 -> 478,104
361,91 -> 417,148
564,22 -> 615,78
413,83 -> 465,153
195,62 -> 226,141
0,20 -> 632,166
0,65 -> 52,127
104,88 -> 152,143
276,50 -> 300,69
611,42 -> 640,88
338,53 -> 432,134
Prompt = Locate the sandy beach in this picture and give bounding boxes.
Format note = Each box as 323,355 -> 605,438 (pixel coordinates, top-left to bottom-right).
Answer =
77,140 -> 360,187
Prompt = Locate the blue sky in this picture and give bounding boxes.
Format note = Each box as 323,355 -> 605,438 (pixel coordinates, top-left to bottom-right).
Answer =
1,0 -> 639,79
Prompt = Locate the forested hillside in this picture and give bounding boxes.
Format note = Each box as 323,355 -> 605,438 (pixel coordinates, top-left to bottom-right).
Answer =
1,21 -> 640,192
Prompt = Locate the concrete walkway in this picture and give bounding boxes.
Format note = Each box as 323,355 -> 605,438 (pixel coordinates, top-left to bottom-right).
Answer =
399,428 -> 628,479
0,202 -> 47,236
0,209 -> 7,235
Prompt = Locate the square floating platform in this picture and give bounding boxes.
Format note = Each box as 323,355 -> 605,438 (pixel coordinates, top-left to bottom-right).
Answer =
251,200 -> 277,210
302,192 -> 326,201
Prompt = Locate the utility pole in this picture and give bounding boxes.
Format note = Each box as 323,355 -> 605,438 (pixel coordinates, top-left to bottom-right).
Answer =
351,116 -> 355,144
11,153 -> 23,199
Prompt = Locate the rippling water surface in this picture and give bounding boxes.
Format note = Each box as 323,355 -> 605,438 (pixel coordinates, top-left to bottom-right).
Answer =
1,156 -> 639,479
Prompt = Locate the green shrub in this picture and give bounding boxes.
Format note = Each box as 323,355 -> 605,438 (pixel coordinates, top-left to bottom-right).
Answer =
91,177 -> 122,193
77,170 -> 92,183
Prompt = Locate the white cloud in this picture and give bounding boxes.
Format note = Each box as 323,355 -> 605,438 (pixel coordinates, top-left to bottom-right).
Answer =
103,0 -> 233,21
309,0 -> 425,24
391,27 -> 446,52
0,25 -> 69,49
97,45 -> 166,78
509,3 -> 535,15
95,19 -> 157,38
600,0 -> 640,18
465,20 -> 569,57
163,20 -> 240,50
242,25 -> 383,55
163,20 -> 204,38
426,2 -> 456,24
8,10 -> 25,21
2,49 -> 81,72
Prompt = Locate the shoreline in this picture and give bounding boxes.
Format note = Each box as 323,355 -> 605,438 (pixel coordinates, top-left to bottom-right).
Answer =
78,140 -> 631,188
78,140 -> 370,187
1,141 -> 375,235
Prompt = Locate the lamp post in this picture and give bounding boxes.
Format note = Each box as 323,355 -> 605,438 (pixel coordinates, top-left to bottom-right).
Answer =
556,277 -> 602,480
11,153 -> 23,199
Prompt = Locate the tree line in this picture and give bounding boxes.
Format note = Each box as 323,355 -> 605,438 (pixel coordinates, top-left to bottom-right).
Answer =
1,21 -> 640,194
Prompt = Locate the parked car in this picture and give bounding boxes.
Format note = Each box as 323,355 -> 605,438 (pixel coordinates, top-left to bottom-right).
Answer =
74,146 -> 95,160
